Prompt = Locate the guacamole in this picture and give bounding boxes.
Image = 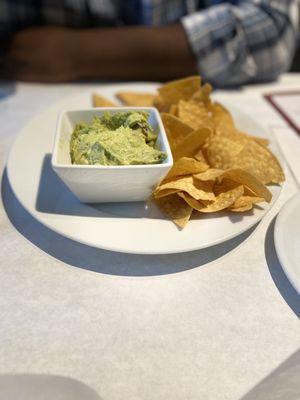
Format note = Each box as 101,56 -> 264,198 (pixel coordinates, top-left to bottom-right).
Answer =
70,111 -> 167,166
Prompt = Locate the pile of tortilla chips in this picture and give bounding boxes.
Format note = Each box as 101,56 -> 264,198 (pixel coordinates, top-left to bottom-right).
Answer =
92,76 -> 285,229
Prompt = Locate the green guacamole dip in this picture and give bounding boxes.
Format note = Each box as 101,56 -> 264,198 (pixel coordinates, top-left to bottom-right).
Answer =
70,111 -> 167,166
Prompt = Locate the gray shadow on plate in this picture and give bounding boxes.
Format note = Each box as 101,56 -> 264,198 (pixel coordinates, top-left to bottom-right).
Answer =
0,374 -> 101,400
2,169 -> 258,276
240,349 -> 300,400
35,154 -> 254,224
264,216 -> 300,317
35,154 -> 163,219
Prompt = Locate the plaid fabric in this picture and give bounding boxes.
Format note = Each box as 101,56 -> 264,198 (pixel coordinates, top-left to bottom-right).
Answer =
0,0 -> 298,85
182,1 -> 298,85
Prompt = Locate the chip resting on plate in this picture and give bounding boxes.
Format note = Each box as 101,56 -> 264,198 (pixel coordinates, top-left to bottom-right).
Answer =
164,157 -> 209,180
155,194 -> 193,229
92,94 -> 117,107
116,92 -> 155,107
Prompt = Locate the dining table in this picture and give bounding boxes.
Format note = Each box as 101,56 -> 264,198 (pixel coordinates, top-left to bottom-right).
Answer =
0,73 -> 300,400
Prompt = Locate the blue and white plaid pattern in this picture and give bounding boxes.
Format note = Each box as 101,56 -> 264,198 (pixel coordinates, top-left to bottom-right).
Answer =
0,0 -> 298,86
182,1 -> 298,85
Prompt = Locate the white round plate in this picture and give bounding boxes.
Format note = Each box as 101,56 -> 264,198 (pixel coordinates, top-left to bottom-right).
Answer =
274,193 -> 300,294
7,83 -> 282,254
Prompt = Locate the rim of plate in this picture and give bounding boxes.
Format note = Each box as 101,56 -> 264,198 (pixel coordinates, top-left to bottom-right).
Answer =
274,193 -> 300,294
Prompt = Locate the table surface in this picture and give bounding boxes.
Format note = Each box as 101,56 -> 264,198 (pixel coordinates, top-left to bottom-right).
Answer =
0,74 -> 300,400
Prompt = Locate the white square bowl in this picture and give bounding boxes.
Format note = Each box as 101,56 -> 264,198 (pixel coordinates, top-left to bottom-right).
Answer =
51,107 -> 173,203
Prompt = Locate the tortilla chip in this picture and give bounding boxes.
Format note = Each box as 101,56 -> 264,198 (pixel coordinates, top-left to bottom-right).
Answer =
252,136 -> 270,147
153,94 -> 167,111
207,134 -> 282,186
92,94 -> 117,107
198,186 -> 244,213
161,113 -> 192,149
116,92 -> 155,107
194,168 -> 225,182
165,157 -> 209,180
217,127 -> 270,149
213,177 -> 241,195
178,100 -> 213,130
211,102 -> 235,131
155,194 -> 193,229
206,136 -> 244,169
178,192 -> 206,212
230,195 -> 265,212
158,76 -> 201,108
149,74 -> 285,228
232,141 -> 285,184
172,127 -> 211,160
194,149 -> 207,163
190,83 -> 212,107
212,104 -> 270,149
153,188 -> 180,199
216,127 -> 247,143
223,169 -> 272,202
169,104 -> 179,116
236,131 -> 270,147
154,176 -> 215,201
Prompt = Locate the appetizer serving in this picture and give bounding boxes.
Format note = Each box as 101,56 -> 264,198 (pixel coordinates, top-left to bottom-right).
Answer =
51,107 -> 172,203
92,76 -> 285,229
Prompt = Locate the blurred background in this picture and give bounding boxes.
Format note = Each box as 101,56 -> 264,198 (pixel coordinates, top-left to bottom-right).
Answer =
0,0 -> 299,86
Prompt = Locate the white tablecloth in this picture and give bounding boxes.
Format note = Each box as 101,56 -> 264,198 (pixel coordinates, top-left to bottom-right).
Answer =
0,75 -> 299,400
